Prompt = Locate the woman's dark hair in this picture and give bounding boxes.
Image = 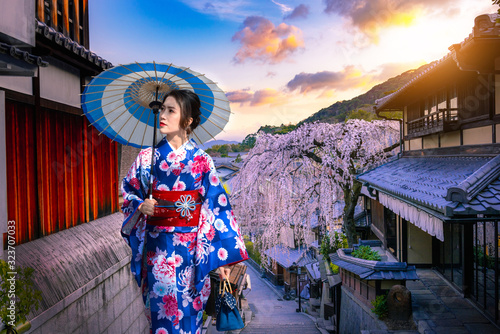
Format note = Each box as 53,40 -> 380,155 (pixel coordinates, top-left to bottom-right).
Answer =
162,90 -> 201,135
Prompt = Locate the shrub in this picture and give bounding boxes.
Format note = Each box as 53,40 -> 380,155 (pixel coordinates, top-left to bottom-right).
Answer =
330,263 -> 340,275
352,245 -> 381,261
244,239 -> 261,266
320,231 -> 348,260
371,293 -> 388,319
0,260 -> 42,332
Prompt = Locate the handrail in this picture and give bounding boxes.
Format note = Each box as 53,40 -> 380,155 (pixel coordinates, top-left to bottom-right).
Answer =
406,108 -> 459,135
406,108 -> 458,124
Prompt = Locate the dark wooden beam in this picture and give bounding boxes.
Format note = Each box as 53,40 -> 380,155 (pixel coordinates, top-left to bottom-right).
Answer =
40,98 -> 82,116
403,143 -> 500,157
2,86 -> 82,116
3,88 -> 35,105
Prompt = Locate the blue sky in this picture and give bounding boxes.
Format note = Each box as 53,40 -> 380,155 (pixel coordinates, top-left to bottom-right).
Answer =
88,0 -> 495,142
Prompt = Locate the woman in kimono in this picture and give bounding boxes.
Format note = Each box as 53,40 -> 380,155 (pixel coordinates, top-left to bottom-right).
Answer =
121,89 -> 248,334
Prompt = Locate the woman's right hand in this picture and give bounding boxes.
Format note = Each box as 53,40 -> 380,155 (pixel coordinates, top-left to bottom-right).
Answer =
138,198 -> 157,216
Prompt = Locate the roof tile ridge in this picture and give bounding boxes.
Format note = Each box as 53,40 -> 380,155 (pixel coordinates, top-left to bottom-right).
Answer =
446,154 -> 500,203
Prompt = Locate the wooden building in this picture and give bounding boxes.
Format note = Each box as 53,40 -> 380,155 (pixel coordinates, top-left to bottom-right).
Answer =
0,2 -> 147,333
1,0 -> 118,249
358,13 -> 500,325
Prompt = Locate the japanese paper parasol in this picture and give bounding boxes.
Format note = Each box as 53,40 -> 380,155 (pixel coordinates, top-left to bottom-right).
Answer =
81,61 -> 231,148
81,61 -> 231,196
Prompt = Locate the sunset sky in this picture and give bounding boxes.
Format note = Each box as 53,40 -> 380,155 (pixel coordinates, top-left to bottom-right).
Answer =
88,0 -> 496,142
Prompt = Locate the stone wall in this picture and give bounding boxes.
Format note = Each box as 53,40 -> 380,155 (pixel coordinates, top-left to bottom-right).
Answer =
5,213 -> 149,334
339,286 -> 388,334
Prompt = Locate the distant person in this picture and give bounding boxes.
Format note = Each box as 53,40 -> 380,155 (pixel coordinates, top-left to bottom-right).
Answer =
121,89 -> 248,334
300,283 -> 310,299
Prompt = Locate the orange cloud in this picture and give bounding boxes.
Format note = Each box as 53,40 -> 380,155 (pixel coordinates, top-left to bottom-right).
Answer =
227,88 -> 288,106
324,0 -> 454,42
232,16 -> 304,64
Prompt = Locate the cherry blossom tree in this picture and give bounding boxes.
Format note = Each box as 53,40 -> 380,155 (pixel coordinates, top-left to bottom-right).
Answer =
231,119 -> 400,250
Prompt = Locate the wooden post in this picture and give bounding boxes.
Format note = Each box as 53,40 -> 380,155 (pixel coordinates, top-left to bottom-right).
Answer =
73,0 -> 80,43
37,0 -> 45,22
463,223 -> 473,297
82,0 -> 89,48
63,0 -> 70,36
51,0 -> 58,29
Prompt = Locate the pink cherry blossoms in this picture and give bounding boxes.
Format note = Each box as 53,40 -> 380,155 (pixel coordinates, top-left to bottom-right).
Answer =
231,119 -> 400,250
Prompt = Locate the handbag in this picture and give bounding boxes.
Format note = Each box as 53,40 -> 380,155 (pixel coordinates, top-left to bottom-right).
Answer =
215,279 -> 245,331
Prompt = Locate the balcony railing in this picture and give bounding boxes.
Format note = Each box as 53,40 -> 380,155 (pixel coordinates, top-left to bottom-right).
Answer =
406,108 -> 458,139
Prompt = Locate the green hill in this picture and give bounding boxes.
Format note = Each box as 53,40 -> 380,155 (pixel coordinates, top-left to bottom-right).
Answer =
299,63 -> 433,125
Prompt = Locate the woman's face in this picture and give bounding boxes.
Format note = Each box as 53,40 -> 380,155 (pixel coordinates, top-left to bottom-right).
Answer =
160,96 -> 185,137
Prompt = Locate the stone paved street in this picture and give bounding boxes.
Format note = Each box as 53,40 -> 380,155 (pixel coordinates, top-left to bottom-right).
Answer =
407,269 -> 500,334
236,264 -> 321,334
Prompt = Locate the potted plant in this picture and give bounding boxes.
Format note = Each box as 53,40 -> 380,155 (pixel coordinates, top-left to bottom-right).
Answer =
0,260 -> 42,334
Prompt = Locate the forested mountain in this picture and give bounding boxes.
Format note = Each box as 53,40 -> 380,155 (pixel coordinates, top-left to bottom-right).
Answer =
299,62 -> 432,125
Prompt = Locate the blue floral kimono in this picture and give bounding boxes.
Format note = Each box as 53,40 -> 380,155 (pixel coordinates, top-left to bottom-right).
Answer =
121,137 -> 248,334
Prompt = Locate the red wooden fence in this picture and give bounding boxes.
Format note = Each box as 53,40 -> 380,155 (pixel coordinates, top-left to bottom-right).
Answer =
5,100 -> 118,245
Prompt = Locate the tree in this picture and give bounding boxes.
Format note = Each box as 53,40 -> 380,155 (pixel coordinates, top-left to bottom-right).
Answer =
346,108 -> 380,121
231,120 -> 399,249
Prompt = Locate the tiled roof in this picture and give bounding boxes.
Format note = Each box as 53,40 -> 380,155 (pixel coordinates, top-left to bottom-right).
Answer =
358,156 -> 500,217
453,178 -> 500,215
305,261 -> 321,281
35,20 -> 112,70
264,245 -> 314,269
0,42 -> 49,67
330,249 -> 419,281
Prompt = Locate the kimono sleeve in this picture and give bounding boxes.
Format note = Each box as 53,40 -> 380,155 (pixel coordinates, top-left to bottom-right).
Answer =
120,149 -> 150,286
193,154 -> 248,292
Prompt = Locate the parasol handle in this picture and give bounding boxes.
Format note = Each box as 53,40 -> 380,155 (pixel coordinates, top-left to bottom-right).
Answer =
148,98 -> 163,198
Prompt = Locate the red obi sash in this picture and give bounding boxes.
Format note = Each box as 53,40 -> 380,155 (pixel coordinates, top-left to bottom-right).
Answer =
148,189 -> 202,227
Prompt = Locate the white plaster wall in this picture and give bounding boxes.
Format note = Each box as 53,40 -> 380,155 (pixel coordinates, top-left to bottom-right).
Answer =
0,0 -> 35,46
409,138 -> 422,151
39,57 -> 81,108
441,131 -> 461,148
0,76 -> 33,95
463,126 -> 492,145
423,135 -> 439,149
407,223 -> 432,265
